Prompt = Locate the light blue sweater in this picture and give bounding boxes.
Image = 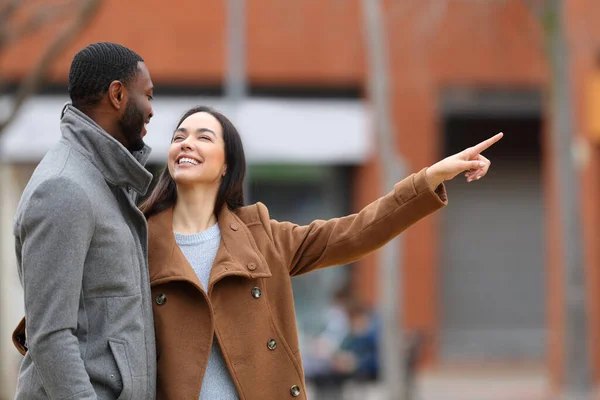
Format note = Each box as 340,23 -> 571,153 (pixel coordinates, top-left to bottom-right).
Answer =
175,224 -> 239,400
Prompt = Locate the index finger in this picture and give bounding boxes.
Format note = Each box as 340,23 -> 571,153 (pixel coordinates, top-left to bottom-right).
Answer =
471,132 -> 504,154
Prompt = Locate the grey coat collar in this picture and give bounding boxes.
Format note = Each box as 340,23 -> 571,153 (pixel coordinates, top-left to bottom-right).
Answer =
60,104 -> 153,195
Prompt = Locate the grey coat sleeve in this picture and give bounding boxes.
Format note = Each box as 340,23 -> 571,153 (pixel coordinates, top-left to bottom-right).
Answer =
18,176 -> 98,399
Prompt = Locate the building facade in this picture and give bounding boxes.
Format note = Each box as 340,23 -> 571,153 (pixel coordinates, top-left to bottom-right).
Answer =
2,0 -> 600,396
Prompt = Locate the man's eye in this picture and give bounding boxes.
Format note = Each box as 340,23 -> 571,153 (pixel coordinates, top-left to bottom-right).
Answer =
147,95 -> 154,101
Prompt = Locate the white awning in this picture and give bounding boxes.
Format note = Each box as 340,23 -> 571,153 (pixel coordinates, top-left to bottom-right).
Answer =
0,96 -> 373,164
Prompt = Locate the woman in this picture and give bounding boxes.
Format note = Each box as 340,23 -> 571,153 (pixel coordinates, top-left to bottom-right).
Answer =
140,106 -> 502,399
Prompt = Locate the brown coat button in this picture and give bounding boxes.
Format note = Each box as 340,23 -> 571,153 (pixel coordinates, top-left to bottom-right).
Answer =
156,293 -> 167,305
251,287 -> 262,298
230,223 -> 239,231
247,262 -> 257,271
290,385 -> 301,397
267,339 -> 277,350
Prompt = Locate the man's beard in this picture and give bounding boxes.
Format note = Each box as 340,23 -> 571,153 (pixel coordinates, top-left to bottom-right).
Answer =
118,99 -> 146,152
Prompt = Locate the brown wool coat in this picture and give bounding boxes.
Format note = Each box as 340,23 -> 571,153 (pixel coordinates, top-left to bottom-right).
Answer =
147,168 -> 447,400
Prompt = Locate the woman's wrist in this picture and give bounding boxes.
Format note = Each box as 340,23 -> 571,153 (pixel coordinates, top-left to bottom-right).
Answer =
425,165 -> 444,191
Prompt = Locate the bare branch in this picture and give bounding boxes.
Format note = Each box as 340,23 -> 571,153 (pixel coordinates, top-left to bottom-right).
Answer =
0,0 -> 22,44
518,2 -> 547,58
0,0 -> 22,21
0,1 -> 76,50
522,0 -> 549,21
0,0 -> 103,132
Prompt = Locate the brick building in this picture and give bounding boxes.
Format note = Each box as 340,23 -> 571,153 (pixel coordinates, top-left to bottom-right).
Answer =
1,0 -> 600,397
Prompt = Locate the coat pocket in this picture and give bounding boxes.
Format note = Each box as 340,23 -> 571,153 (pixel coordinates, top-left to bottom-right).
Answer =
108,338 -> 133,400
12,317 -> 27,355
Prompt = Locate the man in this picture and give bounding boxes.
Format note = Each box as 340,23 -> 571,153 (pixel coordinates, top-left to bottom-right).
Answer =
11,42 -> 156,399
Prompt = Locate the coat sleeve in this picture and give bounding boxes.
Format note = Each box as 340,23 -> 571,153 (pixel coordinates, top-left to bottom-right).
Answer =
17,176 -> 98,399
262,168 -> 447,277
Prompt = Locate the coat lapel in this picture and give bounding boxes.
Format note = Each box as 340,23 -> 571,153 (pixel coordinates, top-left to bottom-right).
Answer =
208,206 -> 271,292
147,207 -> 203,290
147,206 -> 272,294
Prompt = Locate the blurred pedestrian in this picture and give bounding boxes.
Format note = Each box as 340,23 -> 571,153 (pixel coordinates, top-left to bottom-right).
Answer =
303,284 -> 353,380
331,300 -> 380,380
140,105 -> 503,399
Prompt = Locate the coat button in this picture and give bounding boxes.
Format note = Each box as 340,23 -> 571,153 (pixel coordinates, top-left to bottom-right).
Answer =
267,339 -> 277,350
290,385 -> 301,397
230,223 -> 239,231
251,287 -> 262,299
156,293 -> 167,305
247,262 -> 257,271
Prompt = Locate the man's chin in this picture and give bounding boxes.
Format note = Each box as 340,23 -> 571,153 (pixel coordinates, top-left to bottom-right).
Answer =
127,137 -> 146,153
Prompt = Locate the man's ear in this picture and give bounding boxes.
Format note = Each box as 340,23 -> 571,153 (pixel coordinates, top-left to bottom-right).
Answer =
108,80 -> 127,110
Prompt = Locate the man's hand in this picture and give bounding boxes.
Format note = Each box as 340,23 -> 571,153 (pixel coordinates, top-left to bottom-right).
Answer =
426,132 -> 504,190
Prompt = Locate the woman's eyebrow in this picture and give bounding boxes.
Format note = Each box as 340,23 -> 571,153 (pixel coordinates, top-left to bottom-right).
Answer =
175,127 -> 216,137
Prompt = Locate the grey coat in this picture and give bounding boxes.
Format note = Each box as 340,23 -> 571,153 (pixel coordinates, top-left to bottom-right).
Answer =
13,105 -> 156,400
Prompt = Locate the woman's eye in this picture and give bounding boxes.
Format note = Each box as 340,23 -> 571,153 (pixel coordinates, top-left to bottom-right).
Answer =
200,135 -> 212,141
172,136 -> 184,142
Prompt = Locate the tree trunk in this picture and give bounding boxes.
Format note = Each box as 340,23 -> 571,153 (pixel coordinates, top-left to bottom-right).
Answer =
545,0 -> 590,397
361,0 -> 407,398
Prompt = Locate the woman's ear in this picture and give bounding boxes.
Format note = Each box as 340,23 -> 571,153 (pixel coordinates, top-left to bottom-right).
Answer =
221,165 -> 227,177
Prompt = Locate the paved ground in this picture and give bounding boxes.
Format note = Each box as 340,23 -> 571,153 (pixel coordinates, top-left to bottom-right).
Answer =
306,365 -> 555,400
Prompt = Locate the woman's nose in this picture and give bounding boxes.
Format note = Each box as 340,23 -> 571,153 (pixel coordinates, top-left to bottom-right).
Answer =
181,141 -> 192,151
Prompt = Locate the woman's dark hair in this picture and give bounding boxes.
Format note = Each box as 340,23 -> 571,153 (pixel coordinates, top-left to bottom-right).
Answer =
139,106 -> 246,218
